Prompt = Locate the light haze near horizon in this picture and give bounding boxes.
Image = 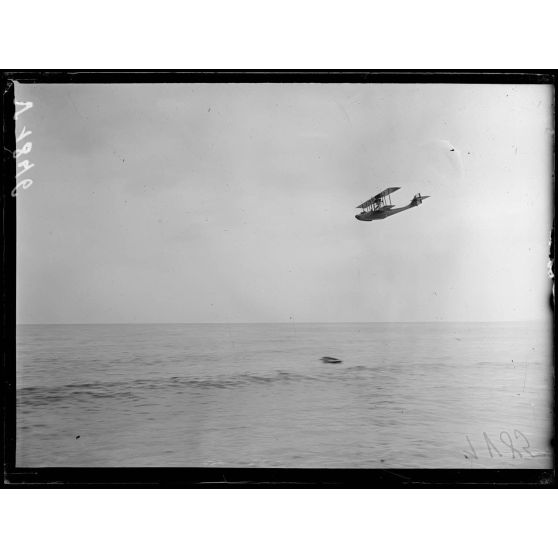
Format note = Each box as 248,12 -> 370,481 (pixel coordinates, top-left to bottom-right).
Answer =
16,83 -> 552,324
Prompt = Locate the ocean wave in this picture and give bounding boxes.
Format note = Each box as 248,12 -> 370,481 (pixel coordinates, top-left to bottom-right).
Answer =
16,363 -> 400,407
16,369 -> 323,406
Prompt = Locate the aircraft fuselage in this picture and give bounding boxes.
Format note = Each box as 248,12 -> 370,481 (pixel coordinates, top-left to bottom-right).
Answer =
355,203 -> 414,221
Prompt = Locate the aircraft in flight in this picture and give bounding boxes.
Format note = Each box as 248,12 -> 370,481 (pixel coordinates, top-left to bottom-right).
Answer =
355,187 -> 430,221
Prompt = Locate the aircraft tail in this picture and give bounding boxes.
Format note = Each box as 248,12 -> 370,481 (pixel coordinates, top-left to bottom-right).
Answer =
411,193 -> 430,207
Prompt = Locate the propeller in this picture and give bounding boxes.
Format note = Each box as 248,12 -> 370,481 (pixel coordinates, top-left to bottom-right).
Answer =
412,193 -> 430,205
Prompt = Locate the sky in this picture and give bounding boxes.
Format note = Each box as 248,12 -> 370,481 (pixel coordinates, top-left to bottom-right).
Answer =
15,82 -> 553,324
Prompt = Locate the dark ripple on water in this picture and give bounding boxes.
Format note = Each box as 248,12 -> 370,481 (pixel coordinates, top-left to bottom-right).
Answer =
17,369 -> 314,406
16,364 -> 396,408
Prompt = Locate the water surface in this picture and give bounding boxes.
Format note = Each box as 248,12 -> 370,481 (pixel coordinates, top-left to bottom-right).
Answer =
16,322 -> 552,467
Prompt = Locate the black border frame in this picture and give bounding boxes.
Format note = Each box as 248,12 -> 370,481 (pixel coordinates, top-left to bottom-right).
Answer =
2,70 -> 555,488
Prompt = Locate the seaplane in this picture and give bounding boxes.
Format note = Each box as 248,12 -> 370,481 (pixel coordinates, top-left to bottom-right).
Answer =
355,187 -> 430,221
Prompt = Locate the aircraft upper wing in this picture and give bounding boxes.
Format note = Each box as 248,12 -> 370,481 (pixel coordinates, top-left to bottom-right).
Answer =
356,187 -> 400,208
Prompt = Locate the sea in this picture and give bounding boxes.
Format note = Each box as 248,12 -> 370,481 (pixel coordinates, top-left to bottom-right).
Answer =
15,321 -> 553,468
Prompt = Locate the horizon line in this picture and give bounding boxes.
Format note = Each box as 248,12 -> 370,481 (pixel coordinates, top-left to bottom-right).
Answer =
15,319 -> 551,326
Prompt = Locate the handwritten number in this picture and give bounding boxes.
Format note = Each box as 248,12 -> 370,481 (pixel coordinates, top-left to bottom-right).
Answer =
483,432 -> 502,458
12,104 -> 34,194
464,436 -> 478,460
500,431 -> 522,459
16,126 -> 32,143
14,142 -> 32,158
14,101 -> 33,120
514,430 -> 534,457
466,430 -> 533,460
16,159 -> 35,178
11,179 -> 33,197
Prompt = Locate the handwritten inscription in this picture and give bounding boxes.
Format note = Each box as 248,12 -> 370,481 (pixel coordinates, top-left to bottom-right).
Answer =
11,100 -> 35,197
464,430 -> 535,460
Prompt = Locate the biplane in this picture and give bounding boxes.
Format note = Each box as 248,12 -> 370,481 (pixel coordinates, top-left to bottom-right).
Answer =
355,187 -> 430,221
